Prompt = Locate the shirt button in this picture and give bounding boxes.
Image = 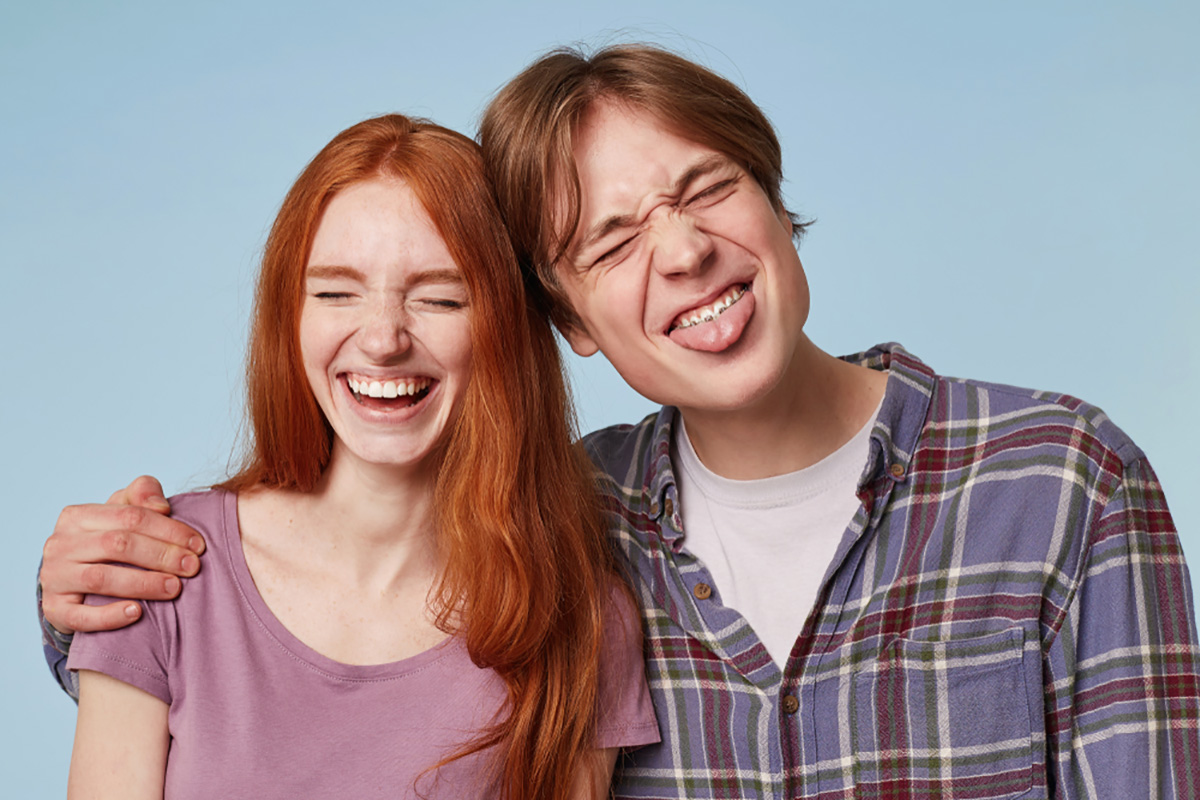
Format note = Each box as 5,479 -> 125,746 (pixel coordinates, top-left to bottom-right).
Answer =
889,463 -> 905,479
693,582 -> 712,600
664,497 -> 674,517
782,694 -> 799,714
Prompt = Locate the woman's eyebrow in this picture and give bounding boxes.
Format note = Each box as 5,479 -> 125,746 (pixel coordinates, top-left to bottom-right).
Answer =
305,265 -> 367,281
406,269 -> 464,287
304,266 -> 462,286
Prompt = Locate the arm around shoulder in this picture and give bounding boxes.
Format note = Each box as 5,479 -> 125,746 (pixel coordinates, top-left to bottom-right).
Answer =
1045,457 -> 1200,798
68,669 -> 169,800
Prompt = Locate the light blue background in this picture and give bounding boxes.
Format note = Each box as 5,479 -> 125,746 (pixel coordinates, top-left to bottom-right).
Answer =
3,1 -> 1196,792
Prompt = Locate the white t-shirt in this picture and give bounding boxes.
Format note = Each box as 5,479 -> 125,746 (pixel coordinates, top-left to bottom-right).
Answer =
673,406 -> 879,670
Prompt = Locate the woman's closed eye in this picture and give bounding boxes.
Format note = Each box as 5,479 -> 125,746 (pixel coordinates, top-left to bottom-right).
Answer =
421,298 -> 466,310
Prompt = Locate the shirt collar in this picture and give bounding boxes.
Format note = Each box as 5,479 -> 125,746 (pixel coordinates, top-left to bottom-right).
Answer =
640,343 -> 935,545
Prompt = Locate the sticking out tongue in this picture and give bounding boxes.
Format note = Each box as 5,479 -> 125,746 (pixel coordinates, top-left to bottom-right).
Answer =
668,290 -> 755,352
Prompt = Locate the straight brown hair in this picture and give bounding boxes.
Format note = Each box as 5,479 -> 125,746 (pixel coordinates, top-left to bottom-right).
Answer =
480,42 -> 810,333
219,114 -> 616,800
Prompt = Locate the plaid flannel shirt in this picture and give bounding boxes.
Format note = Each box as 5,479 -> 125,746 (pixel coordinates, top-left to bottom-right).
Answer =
596,343 -> 1199,799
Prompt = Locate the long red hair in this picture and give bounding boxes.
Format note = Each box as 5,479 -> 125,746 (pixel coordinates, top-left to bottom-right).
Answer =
220,115 -> 616,799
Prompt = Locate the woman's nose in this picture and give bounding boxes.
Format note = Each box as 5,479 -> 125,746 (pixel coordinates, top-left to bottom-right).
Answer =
356,304 -> 412,359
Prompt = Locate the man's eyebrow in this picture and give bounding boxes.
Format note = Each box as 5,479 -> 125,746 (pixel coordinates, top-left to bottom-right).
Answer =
574,154 -> 733,257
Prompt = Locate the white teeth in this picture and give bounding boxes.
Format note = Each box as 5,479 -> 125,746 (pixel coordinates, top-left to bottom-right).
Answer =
347,376 -> 432,398
674,285 -> 746,330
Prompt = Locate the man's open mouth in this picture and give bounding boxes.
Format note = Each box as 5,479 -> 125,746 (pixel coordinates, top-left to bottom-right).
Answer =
667,284 -> 748,333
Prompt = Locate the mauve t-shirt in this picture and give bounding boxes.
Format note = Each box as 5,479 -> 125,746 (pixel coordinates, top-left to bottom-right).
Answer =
68,490 -> 659,798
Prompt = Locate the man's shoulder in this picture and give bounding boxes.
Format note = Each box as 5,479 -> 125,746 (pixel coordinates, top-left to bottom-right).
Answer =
934,373 -> 1144,467
580,409 -> 668,486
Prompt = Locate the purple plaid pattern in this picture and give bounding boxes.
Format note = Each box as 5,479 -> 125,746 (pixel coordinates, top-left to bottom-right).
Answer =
594,344 -> 1199,799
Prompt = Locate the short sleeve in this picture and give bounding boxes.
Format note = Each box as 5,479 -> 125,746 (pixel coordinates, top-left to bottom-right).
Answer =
595,584 -> 660,749
66,591 -> 173,705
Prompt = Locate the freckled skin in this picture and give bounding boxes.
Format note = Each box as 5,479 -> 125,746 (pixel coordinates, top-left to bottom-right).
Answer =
302,178 -> 473,478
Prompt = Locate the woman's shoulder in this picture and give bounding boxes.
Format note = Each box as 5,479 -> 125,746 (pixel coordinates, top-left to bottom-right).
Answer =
167,488 -> 237,538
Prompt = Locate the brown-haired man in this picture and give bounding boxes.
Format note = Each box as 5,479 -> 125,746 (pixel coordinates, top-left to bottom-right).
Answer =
39,44 -> 1199,798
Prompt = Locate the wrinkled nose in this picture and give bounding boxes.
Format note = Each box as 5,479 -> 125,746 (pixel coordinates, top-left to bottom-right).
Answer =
357,304 -> 412,360
651,213 -> 715,278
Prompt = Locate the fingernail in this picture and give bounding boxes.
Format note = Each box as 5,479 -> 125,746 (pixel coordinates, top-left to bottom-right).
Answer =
181,554 -> 199,574
164,575 -> 181,594
188,535 -> 205,553
124,603 -> 140,619
149,494 -> 169,507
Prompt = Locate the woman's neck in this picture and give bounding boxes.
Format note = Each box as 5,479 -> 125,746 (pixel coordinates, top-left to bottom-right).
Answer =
235,446 -> 446,665
247,443 -> 441,594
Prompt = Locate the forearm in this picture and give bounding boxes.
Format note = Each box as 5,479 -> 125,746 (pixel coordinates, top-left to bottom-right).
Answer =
569,747 -> 618,800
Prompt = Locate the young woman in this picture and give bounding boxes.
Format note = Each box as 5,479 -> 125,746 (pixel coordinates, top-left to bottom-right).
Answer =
64,114 -> 657,800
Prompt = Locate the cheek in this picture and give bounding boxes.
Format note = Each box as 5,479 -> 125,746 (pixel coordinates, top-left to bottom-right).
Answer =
297,317 -> 341,391
577,270 -> 647,337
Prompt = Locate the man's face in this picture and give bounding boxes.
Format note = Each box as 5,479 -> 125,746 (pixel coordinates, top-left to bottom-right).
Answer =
556,100 -> 810,416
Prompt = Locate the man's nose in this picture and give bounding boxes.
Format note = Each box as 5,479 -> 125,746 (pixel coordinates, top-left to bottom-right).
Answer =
650,213 -> 715,278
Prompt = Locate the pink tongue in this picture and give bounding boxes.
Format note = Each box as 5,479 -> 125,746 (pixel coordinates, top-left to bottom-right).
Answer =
359,393 -> 418,411
667,291 -> 755,352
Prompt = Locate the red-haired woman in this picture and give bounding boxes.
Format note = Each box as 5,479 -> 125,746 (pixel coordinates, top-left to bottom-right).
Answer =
64,115 -> 658,800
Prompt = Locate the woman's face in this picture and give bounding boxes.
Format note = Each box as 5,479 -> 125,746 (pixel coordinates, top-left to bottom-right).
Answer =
300,177 -> 473,477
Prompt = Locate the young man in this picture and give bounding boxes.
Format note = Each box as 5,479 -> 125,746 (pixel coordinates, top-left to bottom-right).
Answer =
40,45 -> 1199,798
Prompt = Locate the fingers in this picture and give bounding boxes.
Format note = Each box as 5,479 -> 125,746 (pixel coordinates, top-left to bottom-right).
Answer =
107,475 -> 171,514
55,502 -> 206,557
44,594 -> 144,635
45,516 -> 202,585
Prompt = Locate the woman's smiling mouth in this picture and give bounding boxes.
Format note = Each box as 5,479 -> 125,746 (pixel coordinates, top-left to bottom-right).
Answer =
345,375 -> 433,409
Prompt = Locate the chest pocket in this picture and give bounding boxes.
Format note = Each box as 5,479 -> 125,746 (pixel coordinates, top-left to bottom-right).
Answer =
846,626 -> 1040,799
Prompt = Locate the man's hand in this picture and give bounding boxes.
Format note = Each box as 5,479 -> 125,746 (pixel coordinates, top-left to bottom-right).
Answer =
40,476 -> 206,634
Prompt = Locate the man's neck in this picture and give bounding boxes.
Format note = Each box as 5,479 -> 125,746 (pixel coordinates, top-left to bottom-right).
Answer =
678,339 -> 887,481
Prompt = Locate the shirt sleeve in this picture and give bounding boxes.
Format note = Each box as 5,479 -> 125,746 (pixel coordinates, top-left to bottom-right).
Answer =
65,592 -> 173,705
1044,457 -> 1200,798
595,583 -> 661,749
37,564 -> 79,701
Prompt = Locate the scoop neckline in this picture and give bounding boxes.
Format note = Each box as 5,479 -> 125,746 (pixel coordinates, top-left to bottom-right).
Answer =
213,488 -> 457,681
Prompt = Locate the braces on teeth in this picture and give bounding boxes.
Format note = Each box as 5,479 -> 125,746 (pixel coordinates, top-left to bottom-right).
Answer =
348,377 -> 431,399
675,285 -> 746,330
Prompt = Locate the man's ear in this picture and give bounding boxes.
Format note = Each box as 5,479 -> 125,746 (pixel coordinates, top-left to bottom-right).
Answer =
561,322 -> 600,357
